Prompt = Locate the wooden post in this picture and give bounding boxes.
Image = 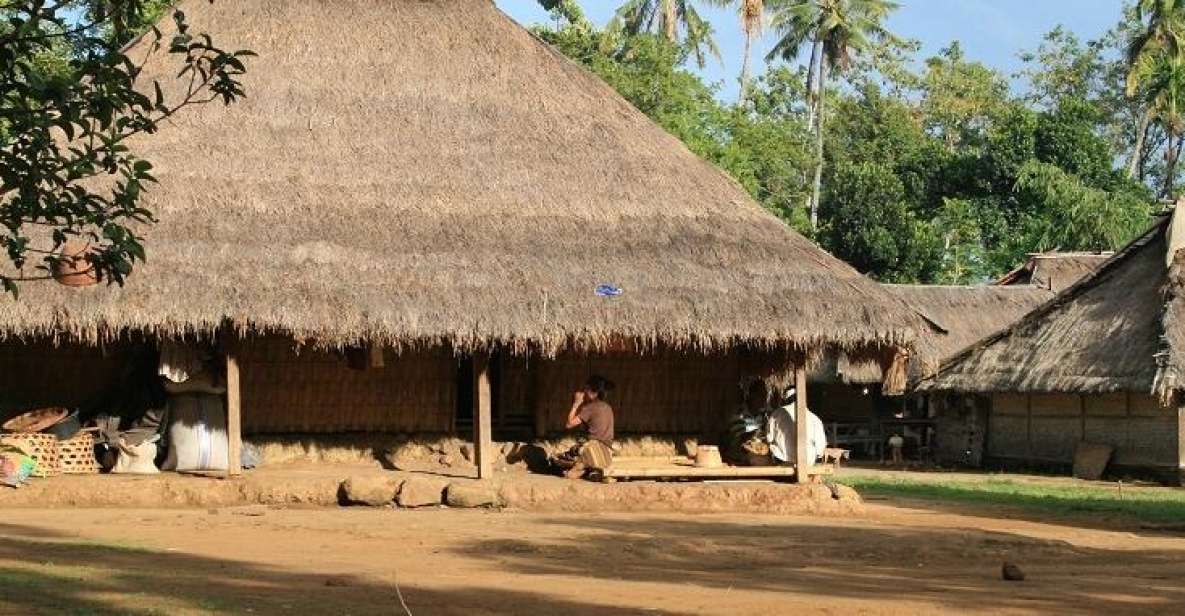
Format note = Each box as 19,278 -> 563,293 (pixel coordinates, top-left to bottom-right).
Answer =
473,354 -> 493,479
225,350 -> 243,477
1177,404 -> 1185,487
794,365 -> 810,483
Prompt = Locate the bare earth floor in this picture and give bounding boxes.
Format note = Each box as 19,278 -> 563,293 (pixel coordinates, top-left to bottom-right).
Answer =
2,498 -> 1184,615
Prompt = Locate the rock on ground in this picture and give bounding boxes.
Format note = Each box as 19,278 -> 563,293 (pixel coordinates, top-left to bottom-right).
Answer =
1002,562 -> 1026,581
340,476 -> 401,507
397,476 -> 449,508
446,482 -> 500,508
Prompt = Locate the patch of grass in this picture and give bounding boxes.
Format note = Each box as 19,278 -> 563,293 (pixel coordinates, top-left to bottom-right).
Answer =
843,474 -> 1185,525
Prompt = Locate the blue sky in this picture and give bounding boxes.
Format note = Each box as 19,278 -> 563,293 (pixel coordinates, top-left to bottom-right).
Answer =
494,0 -> 1127,101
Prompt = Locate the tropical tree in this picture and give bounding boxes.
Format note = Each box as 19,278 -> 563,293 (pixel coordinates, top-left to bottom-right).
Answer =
1125,0 -> 1185,182
611,0 -> 722,68
1131,52 -> 1185,197
0,1 -> 251,294
716,0 -> 768,99
765,0 -> 900,228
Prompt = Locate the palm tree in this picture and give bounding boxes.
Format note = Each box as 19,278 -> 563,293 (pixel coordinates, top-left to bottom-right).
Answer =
612,0 -> 722,68
713,0 -> 768,99
1129,49 -> 1185,197
765,0 -> 899,229
1125,0 -> 1185,180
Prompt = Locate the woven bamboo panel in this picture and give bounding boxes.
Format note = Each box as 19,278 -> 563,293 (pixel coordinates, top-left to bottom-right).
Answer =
241,337 -> 456,433
57,433 -> 99,474
0,340 -> 128,411
529,348 -> 743,437
1,433 -> 60,477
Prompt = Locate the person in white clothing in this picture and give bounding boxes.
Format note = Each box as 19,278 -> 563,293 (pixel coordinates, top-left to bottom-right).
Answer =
765,386 -> 828,465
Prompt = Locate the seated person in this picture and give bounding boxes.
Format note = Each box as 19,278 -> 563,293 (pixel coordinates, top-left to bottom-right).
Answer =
727,379 -> 774,466
553,375 -> 616,480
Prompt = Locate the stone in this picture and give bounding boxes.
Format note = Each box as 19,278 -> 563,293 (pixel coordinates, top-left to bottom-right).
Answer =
446,482 -> 500,508
832,484 -> 862,504
460,443 -> 474,463
1002,562 -> 1026,582
339,476 -> 401,507
397,476 -> 448,508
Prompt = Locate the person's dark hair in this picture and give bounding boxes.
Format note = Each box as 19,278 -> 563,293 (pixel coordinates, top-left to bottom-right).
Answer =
585,375 -> 615,399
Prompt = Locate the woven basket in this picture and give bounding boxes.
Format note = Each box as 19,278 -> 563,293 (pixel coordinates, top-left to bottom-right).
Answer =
57,432 -> 99,475
1,433 -> 61,477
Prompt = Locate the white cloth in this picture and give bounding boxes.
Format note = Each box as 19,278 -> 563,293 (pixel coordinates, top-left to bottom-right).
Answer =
766,403 -> 828,464
158,341 -> 207,384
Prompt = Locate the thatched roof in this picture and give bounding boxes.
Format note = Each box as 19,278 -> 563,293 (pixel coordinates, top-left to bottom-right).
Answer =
0,0 -> 920,355
997,252 -> 1112,292
836,284 -> 1053,384
922,214 -> 1177,396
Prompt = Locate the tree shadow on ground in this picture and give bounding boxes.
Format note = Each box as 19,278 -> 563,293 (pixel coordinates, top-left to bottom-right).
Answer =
453,515 -> 1185,614
0,523 -> 666,616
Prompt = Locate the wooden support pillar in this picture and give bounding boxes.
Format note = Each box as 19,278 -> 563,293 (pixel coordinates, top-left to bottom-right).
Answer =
1177,404 -> 1185,487
794,364 -> 810,483
473,354 -> 493,479
225,350 -> 243,477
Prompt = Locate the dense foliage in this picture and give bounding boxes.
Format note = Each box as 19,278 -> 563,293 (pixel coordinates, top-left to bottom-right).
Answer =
534,2 -> 1159,284
0,0 -> 250,294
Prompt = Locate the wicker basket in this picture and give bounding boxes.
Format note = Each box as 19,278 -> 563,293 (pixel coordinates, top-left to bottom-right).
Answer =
0,433 -> 61,477
57,432 -> 99,475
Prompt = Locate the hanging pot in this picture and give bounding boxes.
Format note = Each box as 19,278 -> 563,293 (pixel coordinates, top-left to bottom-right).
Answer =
52,240 -> 99,287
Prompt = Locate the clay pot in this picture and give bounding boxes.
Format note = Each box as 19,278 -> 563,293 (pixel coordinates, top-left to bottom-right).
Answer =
52,240 -> 99,287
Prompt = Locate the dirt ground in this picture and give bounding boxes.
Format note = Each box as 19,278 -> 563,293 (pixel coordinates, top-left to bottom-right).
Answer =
2,496 -> 1184,615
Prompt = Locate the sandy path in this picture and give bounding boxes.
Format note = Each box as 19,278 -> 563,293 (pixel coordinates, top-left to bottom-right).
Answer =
1,500 -> 1183,615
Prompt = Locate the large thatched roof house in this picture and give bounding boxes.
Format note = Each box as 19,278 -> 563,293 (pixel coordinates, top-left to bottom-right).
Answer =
921,212 -> 1185,481
0,0 -> 919,476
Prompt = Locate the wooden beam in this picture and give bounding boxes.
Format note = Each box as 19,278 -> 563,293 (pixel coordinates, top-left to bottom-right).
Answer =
794,365 -> 810,483
473,354 -> 493,479
225,350 -> 243,477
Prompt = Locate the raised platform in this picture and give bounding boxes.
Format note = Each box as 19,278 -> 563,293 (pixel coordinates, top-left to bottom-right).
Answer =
0,463 -> 859,515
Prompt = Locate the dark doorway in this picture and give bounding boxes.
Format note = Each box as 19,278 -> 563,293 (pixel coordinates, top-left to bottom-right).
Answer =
454,353 -> 501,435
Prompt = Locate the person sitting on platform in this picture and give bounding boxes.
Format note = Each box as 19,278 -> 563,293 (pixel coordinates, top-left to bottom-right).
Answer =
553,375 -> 616,480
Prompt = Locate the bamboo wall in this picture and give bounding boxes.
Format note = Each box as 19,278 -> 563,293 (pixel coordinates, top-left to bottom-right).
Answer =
518,349 -> 745,437
240,337 -> 456,434
985,392 -> 1180,469
0,340 -> 129,413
